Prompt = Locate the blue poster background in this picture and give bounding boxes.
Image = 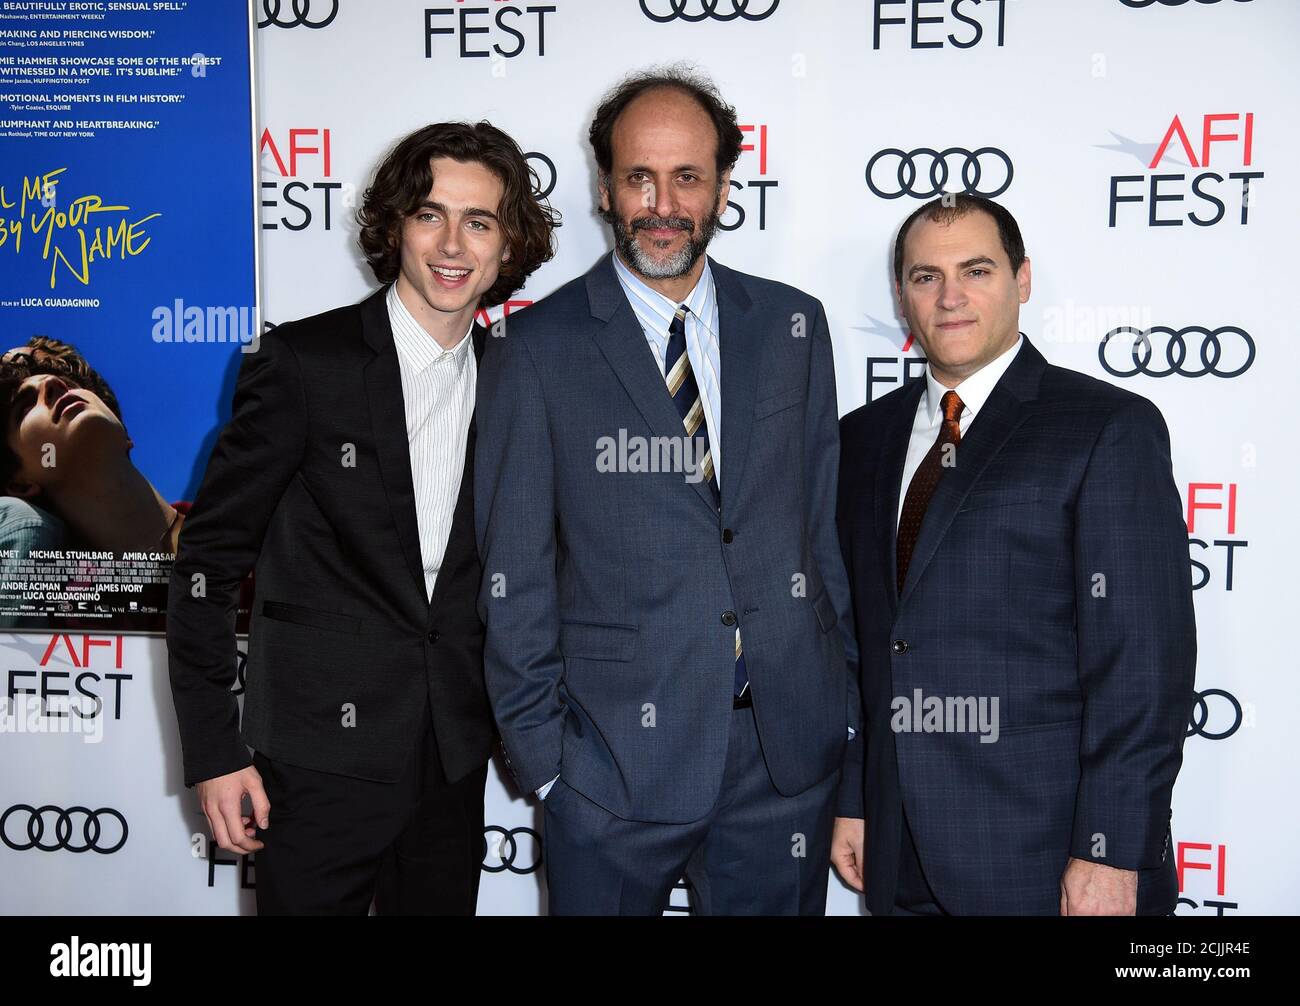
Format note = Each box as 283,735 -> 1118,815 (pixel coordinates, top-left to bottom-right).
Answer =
1,2 -> 257,505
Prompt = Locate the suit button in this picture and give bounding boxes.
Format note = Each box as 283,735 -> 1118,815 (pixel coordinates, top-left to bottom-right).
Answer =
427,630 -> 440,644
892,639 -> 908,654
722,528 -> 734,544
721,611 -> 737,627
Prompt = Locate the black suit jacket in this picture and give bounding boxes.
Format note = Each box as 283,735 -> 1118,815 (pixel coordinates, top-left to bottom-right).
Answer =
167,286 -> 496,789
837,337 -> 1196,915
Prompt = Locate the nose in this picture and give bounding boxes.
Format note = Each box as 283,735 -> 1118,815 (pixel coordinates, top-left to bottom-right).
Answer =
39,374 -> 69,409
937,279 -> 967,312
437,219 -> 463,259
650,178 -> 677,220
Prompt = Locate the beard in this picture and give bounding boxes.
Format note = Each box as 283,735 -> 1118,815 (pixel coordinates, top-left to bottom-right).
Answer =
601,196 -> 722,280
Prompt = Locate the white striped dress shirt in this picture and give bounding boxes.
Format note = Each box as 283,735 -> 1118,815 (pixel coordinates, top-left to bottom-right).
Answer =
385,283 -> 476,601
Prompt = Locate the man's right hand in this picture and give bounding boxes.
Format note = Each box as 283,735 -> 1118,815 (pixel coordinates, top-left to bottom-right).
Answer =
831,816 -> 866,892
197,765 -> 270,855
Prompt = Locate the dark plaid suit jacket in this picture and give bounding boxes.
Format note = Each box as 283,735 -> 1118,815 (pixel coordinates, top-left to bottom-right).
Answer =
837,335 -> 1196,915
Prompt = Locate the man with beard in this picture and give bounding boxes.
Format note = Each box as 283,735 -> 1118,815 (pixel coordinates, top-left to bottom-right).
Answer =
475,66 -> 860,915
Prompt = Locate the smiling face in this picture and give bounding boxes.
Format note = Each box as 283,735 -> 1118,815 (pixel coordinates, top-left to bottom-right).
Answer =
598,87 -> 730,287
4,372 -> 128,496
896,208 -> 1031,388
394,156 -> 509,341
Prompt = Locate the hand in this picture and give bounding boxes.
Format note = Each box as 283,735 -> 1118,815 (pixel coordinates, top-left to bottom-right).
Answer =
197,765 -> 270,855
1059,856 -> 1137,915
831,816 -> 866,892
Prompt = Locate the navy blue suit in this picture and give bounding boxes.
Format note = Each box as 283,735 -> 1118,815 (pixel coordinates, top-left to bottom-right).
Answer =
475,252 -> 859,913
837,336 -> 1196,915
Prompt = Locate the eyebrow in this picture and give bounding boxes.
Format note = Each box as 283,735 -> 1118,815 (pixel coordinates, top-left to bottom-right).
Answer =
417,199 -> 499,222
907,256 -> 998,278
624,163 -> 706,175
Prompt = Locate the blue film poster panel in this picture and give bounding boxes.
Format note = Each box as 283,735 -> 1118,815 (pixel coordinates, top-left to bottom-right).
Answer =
0,1 -> 257,632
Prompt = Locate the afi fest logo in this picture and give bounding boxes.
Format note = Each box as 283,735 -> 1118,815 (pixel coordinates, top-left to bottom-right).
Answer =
260,127 -> 347,232
721,120 -> 779,231
424,3 -> 558,59
1104,113 -> 1262,226
1176,841 -> 1238,915
1185,481 -> 1246,592
872,0 -> 1008,49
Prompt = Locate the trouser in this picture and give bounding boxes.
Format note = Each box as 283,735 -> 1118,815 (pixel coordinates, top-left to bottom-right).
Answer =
251,712 -> 488,915
543,703 -> 838,916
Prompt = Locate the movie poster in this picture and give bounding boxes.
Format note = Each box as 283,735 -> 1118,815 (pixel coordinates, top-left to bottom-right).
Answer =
0,1 -> 257,631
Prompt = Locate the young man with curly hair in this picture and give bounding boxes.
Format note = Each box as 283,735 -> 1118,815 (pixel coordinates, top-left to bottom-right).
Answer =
167,121 -> 558,915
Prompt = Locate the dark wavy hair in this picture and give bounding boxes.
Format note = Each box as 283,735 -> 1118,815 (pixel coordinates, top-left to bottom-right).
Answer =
356,121 -> 559,308
0,336 -> 125,492
588,65 -> 744,186
893,194 -> 1026,285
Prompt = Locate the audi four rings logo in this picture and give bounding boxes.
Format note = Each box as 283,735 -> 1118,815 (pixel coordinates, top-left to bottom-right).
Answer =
1099,326 -> 1255,378
258,0 -> 339,29
1188,689 -> 1242,740
1,805 -> 127,854
1121,0 -> 1251,7
482,825 -> 541,874
865,147 -> 1014,200
640,0 -> 780,23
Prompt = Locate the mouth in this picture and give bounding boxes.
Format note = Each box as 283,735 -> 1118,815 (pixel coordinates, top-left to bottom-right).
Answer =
52,390 -> 86,424
936,319 -> 976,331
428,263 -> 472,290
634,219 -> 690,242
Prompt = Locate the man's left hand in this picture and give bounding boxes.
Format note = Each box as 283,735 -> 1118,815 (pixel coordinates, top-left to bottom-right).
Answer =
1059,857 -> 1137,915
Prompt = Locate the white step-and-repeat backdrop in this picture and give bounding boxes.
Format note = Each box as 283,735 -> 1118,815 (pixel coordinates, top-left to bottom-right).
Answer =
3,0 -> 1296,915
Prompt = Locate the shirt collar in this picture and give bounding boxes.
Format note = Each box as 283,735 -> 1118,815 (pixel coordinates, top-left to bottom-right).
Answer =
386,283 -> 474,375
923,333 -> 1024,425
612,250 -> 714,345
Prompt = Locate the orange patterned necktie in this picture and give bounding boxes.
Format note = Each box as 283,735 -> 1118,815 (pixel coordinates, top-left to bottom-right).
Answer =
896,389 -> 964,595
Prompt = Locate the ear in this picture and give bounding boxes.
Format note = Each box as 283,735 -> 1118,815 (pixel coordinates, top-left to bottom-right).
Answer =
1016,256 -> 1032,304
598,172 -> 611,214
714,168 -> 733,216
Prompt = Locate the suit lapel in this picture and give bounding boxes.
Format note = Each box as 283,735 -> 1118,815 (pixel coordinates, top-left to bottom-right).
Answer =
360,286 -> 428,603
897,336 -> 1047,609
876,378 -> 925,619
587,252 -> 718,514
711,257 -> 760,516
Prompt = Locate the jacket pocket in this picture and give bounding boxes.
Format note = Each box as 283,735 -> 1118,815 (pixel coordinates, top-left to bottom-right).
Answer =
261,600 -> 364,635
753,386 -> 803,420
811,588 -> 838,634
558,620 -> 638,662
957,486 -> 1043,513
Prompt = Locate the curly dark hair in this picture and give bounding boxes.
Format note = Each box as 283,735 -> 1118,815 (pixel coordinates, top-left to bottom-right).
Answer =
356,121 -> 559,308
588,64 -> 744,185
0,336 -> 125,492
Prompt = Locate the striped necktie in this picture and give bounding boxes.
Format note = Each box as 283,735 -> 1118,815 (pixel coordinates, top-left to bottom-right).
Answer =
664,305 -> 748,696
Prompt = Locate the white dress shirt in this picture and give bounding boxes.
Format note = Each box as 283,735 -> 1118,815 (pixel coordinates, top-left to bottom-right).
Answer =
385,283 -> 476,601
898,335 -> 1024,529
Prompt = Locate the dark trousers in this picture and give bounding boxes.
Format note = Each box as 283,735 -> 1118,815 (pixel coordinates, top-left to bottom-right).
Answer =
251,712 -> 488,915
543,704 -> 838,916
